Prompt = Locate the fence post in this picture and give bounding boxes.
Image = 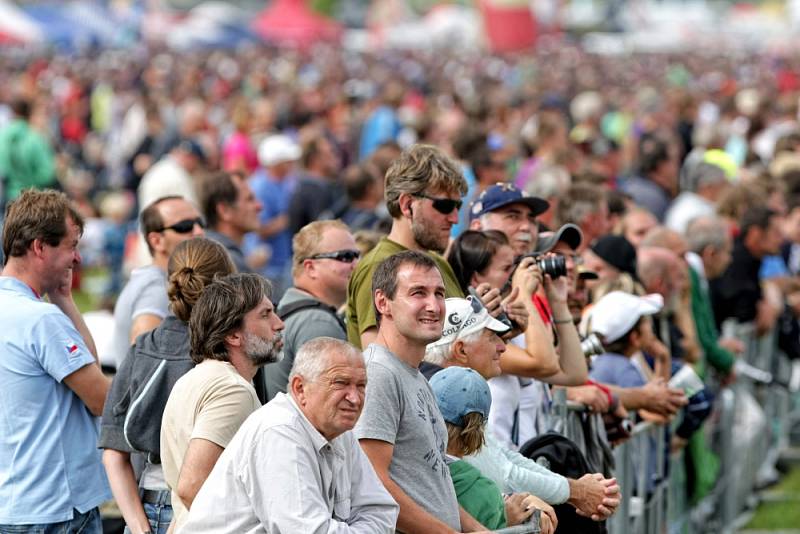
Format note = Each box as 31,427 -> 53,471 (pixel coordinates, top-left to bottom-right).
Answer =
717,387 -> 737,531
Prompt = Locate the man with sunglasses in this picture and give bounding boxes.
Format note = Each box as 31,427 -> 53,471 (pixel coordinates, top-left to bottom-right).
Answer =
110,196 -> 205,368
263,221 -> 358,400
346,144 -> 468,350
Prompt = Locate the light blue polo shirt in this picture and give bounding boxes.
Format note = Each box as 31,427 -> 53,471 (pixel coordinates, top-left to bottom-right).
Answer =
0,277 -> 111,524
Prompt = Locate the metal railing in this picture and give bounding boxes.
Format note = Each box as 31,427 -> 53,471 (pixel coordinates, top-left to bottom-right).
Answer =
549,322 -> 800,534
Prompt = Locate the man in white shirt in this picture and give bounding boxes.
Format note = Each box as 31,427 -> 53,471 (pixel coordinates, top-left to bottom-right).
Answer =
180,337 -> 399,533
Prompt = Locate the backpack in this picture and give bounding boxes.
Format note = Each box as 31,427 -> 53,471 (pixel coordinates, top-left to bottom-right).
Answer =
518,431 -> 607,534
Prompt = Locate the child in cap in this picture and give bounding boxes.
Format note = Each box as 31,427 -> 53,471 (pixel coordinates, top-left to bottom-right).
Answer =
430,366 -> 556,534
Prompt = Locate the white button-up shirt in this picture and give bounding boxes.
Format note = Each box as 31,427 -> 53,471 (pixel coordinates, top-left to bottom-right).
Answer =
179,392 -> 398,533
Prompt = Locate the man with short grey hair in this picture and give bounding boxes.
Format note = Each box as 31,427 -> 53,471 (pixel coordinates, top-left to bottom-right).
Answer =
180,337 -> 399,533
665,161 -> 729,234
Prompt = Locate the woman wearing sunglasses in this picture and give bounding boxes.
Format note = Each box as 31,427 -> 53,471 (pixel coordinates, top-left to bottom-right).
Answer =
99,237 -> 236,534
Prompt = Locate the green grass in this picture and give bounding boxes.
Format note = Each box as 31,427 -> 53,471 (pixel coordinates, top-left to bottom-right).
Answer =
744,468 -> 800,529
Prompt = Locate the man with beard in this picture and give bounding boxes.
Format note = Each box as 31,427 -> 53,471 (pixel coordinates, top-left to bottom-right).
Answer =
160,273 -> 284,531
346,144 -> 468,349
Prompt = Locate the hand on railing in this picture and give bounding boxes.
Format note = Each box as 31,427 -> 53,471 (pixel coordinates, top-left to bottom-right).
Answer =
639,378 -> 687,419
568,473 -> 621,521
504,493 -> 556,533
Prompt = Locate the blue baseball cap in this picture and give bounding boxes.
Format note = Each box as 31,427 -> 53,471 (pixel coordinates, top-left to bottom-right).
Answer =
469,182 -> 549,221
429,367 -> 492,427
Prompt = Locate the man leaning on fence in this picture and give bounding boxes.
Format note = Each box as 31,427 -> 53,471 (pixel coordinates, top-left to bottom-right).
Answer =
0,189 -> 111,533
180,337 -> 399,533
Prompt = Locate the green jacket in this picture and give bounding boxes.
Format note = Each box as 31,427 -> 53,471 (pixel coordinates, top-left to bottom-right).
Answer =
0,119 -> 56,201
689,266 -> 735,376
449,459 -> 507,530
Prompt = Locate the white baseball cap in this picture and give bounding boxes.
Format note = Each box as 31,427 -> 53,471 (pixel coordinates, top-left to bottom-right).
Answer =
582,291 -> 663,343
428,297 -> 510,349
258,134 -> 301,167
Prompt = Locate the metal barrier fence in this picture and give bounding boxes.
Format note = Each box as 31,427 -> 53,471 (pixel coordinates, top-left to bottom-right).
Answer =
550,321 -> 800,534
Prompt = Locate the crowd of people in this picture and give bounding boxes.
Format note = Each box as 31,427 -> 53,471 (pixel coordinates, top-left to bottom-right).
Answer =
2,40 -> 800,533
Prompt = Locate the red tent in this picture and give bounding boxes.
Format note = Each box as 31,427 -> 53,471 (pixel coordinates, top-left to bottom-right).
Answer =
479,0 -> 537,52
252,0 -> 342,47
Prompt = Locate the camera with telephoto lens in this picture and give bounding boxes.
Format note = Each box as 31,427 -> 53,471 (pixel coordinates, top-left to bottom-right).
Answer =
580,333 -> 604,358
535,254 -> 567,279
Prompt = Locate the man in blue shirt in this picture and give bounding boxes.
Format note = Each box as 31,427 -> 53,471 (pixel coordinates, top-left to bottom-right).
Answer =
0,189 -> 111,532
246,134 -> 300,299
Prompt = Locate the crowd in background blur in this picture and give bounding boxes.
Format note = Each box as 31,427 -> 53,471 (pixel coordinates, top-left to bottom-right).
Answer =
5,37 -> 800,533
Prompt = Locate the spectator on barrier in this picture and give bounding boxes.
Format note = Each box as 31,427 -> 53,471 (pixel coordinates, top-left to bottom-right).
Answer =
430,366 -> 558,533
100,237 -> 236,534
346,144 -> 467,350
620,208 -> 658,249
288,131 -> 344,235
665,161 -> 729,235
710,206 -> 784,335
197,171 -> 262,274
160,273 -> 284,531
685,215 -> 742,381
446,227 -> 589,448
246,133 -> 301,299
0,190 -> 110,532
109,196 -> 205,369
180,337 -> 399,533
137,139 -> 206,211
424,297 -> 620,521
0,98 -> 56,207
582,291 -> 687,420
262,220 -> 357,400
354,251 -> 487,532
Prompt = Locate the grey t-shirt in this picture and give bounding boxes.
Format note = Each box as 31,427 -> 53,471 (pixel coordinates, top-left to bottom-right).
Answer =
354,343 -> 460,531
110,265 -> 168,368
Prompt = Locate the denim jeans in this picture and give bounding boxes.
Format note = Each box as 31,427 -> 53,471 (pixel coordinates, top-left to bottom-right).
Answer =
0,507 -> 102,534
122,489 -> 172,534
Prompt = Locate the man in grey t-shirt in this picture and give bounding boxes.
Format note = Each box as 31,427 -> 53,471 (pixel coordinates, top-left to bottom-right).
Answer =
110,196 -> 204,367
354,250 -> 486,533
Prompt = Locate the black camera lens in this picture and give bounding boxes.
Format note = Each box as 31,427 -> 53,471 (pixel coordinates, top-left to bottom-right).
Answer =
536,254 -> 567,279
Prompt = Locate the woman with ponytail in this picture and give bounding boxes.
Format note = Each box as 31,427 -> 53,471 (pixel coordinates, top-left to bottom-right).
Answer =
99,237 -> 235,534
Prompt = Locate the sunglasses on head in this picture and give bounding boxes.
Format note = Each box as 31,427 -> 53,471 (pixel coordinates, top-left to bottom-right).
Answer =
413,193 -> 463,215
159,217 -> 206,234
306,249 -> 361,263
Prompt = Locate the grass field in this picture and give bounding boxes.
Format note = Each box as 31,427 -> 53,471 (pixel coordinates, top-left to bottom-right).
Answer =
744,467 -> 800,530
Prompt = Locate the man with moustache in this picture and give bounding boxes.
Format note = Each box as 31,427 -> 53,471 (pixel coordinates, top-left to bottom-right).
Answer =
468,183 -> 549,256
355,251 -> 488,532
160,273 -> 284,531
179,338 -> 399,533
346,144 -> 467,349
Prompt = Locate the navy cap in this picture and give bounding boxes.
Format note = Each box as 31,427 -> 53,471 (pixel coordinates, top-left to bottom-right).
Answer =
176,138 -> 207,164
429,367 -> 491,427
469,183 -> 549,221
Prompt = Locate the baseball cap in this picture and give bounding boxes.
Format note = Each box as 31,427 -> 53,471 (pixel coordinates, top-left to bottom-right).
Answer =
176,138 -> 207,164
429,367 -> 492,427
535,223 -> 583,254
582,291 -> 663,343
469,183 -> 549,221
258,134 -> 301,167
428,297 -> 510,349
590,235 -> 638,278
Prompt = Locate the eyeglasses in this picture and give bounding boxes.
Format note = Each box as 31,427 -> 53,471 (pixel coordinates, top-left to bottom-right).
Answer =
158,217 -> 206,234
413,193 -> 463,215
305,249 -> 361,263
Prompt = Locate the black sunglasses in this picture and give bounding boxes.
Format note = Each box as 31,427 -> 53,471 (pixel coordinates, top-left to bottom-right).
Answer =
413,193 -> 463,215
306,249 -> 361,263
159,217 -> 206,234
